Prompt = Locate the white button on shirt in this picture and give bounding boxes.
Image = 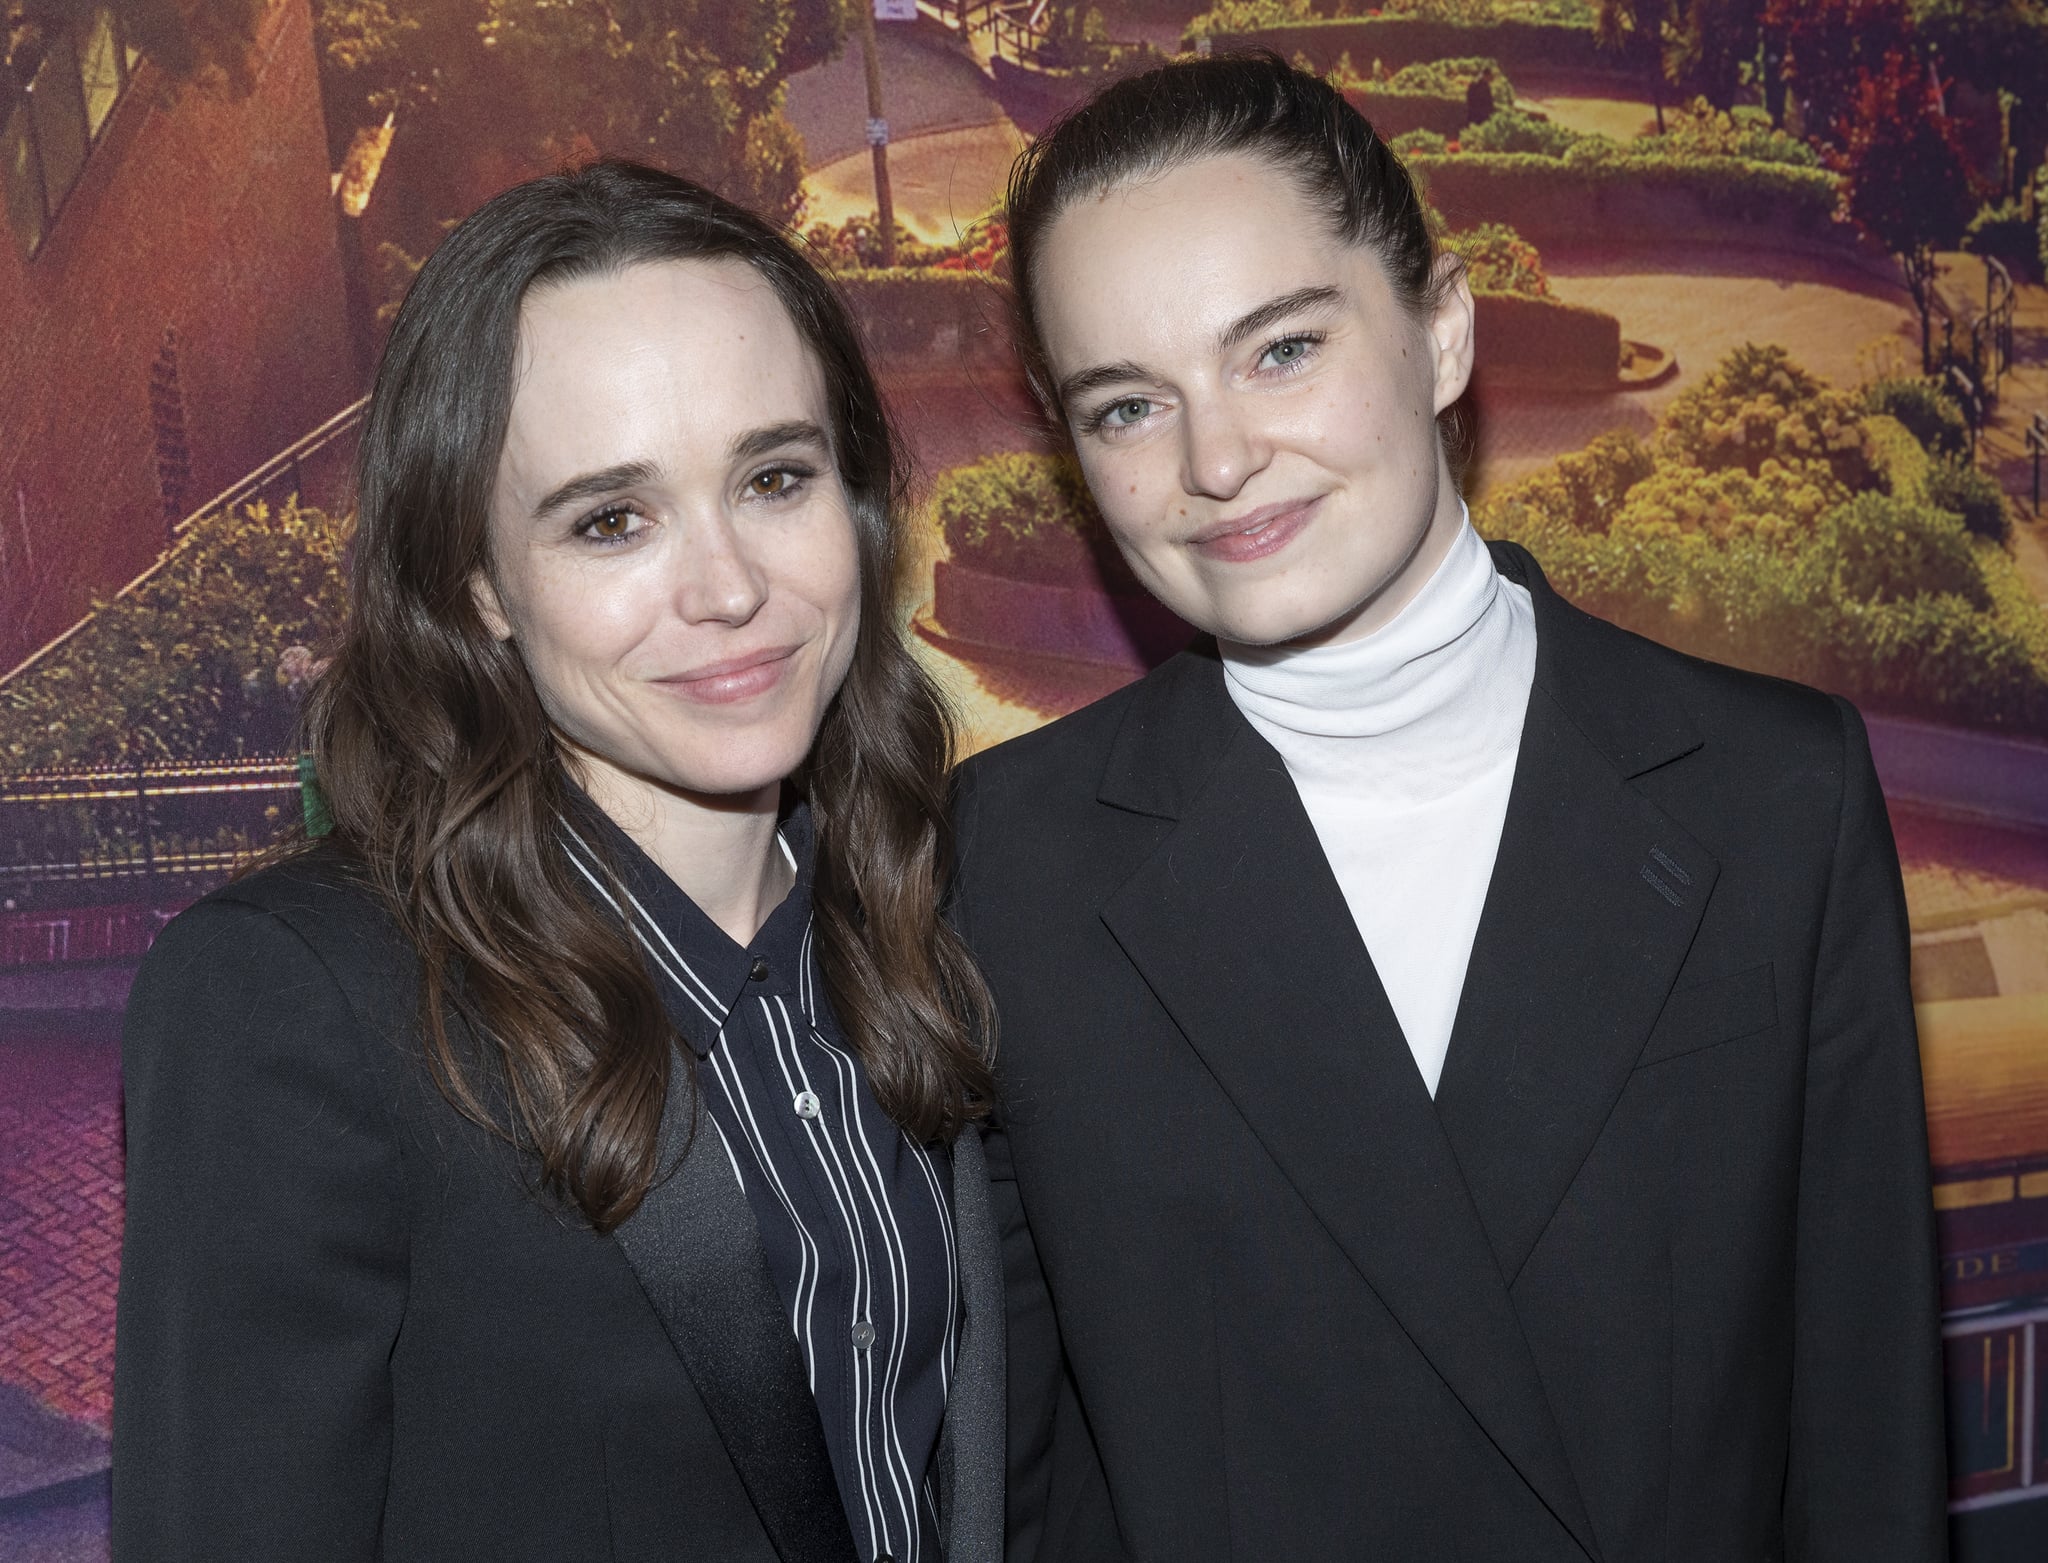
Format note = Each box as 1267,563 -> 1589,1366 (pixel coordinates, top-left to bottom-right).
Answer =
1221,512 -> 1537,1097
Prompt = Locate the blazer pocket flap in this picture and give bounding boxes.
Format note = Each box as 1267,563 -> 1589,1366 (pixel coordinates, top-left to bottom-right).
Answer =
1636,961 -> 1777,1069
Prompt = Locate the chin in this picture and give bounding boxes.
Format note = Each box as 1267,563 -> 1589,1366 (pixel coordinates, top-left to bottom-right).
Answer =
1198,594 -> 1354,649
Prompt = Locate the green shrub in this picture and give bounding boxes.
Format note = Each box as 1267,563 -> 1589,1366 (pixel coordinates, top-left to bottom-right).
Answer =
1487,430 -> 1654,533
0,498 -> 349,770
1385,54 -> 1514,106
1653,344 -> 1877,492
1813,491 -> 1989,610
1643,99 -> 1821,169
1963,199 -> 2043,283
1341,85 -> 1473,140
1185,13 -> 1606,75
1613,458 -> 1846,544
1391,128 -> 1449,156
1475,343 -> 2048,734
1184,0 -> 1312,38
932,453 -> 1134,589
1461,107 -> 1581,157
2040,166 -> 2048,277
1926,456 -> 2014,545
1861,377 -> 1970,460
1863,412 -> 1933,501
1471,291 -> 1621,386
1442,221 -> 1548,296
1401,150 -> 1841,245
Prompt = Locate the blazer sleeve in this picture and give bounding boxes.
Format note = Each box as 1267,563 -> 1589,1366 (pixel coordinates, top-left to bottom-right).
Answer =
981,1114 -> 1063,1562
112,894 -> 409,1562
950,759 -> 1063,1562
1783,698 -> 1948,1561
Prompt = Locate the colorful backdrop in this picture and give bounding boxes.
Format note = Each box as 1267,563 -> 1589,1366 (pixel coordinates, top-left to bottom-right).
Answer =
4,0 -> 2048,1556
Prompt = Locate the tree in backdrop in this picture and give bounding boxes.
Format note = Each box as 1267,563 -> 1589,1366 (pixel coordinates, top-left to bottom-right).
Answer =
1761,0 -> 1915,144
1836,48 -> 1981,373
1594,0 -> 1768,125
1660,0 -> 1765,112
1594,0 -> 1674,132
314,0 -> 844,253
6,0 -> 266,90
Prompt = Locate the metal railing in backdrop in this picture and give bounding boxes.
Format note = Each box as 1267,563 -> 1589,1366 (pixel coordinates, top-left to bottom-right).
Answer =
0,756 -> 302,921
0,397 -> 367,688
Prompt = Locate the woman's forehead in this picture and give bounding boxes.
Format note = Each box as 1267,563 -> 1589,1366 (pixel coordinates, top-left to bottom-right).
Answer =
1033,162 -> 1387,368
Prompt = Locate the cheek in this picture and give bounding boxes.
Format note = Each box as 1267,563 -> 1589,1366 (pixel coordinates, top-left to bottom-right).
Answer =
498,555 -> 657,687
1077,447 -> 1175,553
772,505 -> 864,636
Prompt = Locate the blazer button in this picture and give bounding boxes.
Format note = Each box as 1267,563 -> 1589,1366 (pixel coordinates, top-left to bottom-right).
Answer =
851,1319 -> 877,1350
793,1090 -> 821,1120
748,957 -> 769,981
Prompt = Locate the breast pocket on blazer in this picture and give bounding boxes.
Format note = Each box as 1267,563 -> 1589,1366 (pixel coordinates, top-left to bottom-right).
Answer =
1635,961 -> 1778,1070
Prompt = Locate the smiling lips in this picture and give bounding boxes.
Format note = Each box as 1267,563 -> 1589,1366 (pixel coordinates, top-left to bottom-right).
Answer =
659,645 -> 800,705
1187,495 -> 1322,563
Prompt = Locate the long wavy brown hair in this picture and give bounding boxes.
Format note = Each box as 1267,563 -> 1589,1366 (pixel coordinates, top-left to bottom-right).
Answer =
302,160 -> 994,1232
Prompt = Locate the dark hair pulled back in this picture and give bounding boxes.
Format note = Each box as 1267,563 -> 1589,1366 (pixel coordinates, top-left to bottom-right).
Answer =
1006,50 -> 1462,440
303,160 -> 994,1233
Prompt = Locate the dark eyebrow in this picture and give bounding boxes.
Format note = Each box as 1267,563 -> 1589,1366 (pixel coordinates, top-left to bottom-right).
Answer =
532,460 -> 661,521
1055,286 -> 1346,416
1213,285 -> 1344,355
1056,359 -> 1155,414
528,422 -> 830,519
728,419 -> 831,464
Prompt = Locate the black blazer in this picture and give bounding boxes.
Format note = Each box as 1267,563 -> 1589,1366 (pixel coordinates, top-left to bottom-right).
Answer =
953,543 -> 1946,1563
112,847 -> 1005,1562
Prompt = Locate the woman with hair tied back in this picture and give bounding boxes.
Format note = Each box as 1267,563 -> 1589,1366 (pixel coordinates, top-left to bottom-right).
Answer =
112,161 -> 1002,1563
954,52 -> 1946,1563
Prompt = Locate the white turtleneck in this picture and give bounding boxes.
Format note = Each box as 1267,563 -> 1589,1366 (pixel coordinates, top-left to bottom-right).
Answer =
1221,513 -> 1536,1097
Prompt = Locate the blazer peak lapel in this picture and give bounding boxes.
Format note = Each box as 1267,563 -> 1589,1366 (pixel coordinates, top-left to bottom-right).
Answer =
1436,562 -> 1719,1286
1101,717 -> 1600,1561
610,1050 -> 858,1563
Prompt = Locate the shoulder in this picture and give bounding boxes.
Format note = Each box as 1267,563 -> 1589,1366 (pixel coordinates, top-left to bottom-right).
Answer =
960,679 -> 1144,797
955,651 -> 1191,827
136,841 -> 422,1040
1502,540 -> 1853,782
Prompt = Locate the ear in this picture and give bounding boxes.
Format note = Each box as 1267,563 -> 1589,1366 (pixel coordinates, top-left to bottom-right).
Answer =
1427,256 -> 1476,416
470,569 -> 513,642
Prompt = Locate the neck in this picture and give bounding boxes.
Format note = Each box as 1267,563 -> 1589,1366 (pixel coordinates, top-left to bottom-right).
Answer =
573,754 -> 791,945
1218,512 -> 1533,804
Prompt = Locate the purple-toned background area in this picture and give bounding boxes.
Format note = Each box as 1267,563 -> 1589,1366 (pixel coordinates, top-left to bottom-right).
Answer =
8,0 -> 2048,1556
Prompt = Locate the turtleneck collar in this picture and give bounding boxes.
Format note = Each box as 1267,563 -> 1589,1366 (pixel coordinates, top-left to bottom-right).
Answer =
1220,508 -> 1535,806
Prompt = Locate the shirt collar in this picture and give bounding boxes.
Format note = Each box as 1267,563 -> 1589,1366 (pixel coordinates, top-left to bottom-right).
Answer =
557,783 -> 819,1056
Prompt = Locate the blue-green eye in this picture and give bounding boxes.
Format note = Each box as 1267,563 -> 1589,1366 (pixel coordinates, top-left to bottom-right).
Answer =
1103,397 -> 1154,428
1259,335 -> 1317,370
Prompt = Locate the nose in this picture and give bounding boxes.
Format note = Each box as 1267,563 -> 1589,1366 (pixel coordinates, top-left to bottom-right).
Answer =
673,508 -> 769,627
1178,394 -> 1269,503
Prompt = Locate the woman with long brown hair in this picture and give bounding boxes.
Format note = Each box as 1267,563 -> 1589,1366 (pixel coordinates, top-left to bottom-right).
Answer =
112,160 -> 1001,1563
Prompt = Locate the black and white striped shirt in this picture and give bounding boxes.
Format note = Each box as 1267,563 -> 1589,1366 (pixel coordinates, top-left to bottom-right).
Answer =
562,799 -> 958,1563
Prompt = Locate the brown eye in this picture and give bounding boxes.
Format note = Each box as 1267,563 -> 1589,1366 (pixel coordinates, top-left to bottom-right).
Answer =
751,469 -> 790,496
590,509 -> 632,538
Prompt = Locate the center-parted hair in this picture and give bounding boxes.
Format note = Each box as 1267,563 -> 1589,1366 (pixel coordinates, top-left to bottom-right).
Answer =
303,160 -> 994,1232
1005,50 -> 1460,434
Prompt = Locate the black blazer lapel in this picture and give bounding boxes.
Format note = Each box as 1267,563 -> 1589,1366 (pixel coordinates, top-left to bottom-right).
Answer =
1098,655 -> 1600,1562
936,1126 -> 1005,1563
1435,548 -> 1718,1286
611,1049 -> 858,1563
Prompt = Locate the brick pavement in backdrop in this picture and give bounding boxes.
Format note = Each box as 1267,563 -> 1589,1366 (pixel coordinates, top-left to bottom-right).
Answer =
0,1019 -> 122,1435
